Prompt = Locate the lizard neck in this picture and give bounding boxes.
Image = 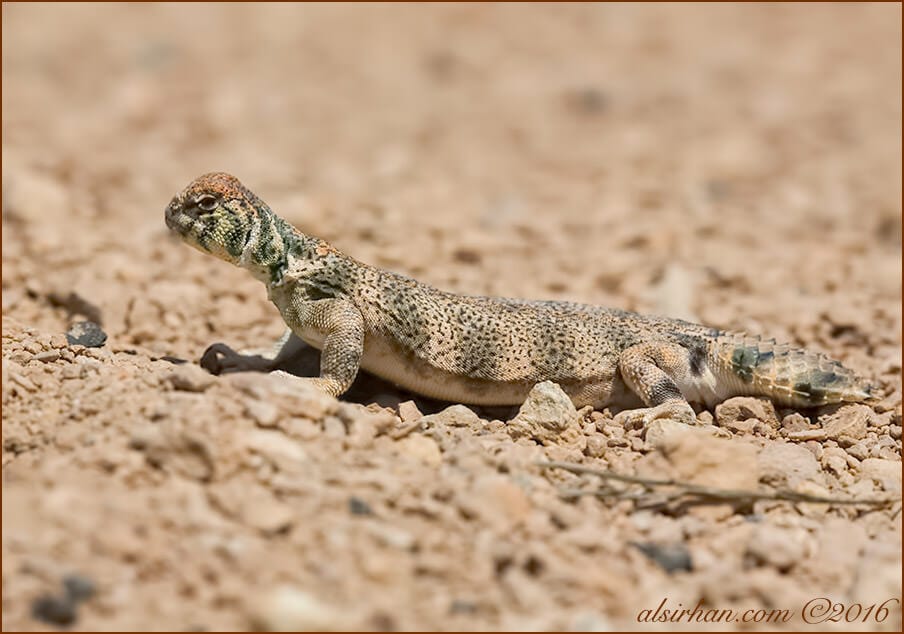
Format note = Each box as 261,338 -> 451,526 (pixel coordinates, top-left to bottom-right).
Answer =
240,208 -> 320,285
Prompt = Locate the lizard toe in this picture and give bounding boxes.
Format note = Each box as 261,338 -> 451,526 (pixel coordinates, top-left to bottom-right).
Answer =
614,401 -> 697,429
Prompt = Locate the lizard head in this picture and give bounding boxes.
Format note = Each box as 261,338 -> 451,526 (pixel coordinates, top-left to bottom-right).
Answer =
165,172 -> 262,264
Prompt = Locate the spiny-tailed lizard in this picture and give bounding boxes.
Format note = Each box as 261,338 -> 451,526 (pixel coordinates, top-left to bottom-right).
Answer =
165,173 -> 875,426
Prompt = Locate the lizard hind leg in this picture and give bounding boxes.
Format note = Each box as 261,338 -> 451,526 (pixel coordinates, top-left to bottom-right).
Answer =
613,342 -> 698,428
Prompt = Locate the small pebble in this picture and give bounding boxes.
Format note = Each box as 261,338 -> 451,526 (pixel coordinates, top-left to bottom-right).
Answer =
348,496 -> 373,516
63,574 -> 96,602
32,350 -> 60,363
323,416 -> 346,438
65,321 -> 107,348
631,542 -> 693,573
31,594 -> 76,626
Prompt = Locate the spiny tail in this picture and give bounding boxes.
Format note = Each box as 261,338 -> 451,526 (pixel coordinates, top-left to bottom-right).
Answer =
713,333 -> 875,407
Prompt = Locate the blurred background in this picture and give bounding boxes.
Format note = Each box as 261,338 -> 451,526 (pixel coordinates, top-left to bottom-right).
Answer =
3,4 -> 901,353
2,3 -> 901,631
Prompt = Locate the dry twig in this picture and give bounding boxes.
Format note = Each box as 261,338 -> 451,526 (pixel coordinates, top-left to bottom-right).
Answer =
538,461 -> 900,507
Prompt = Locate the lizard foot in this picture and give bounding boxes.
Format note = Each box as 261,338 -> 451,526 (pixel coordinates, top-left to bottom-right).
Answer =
269,370 -> 345,398
200,343 -> 276,375
613,400 -> 697,430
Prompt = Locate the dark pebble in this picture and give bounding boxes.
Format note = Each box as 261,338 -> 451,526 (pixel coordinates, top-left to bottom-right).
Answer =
449,599 -> 479,615
565,87 -> 608,114
66,321 -> 107,348
348,496 -> 373,516
63,574 -> 96,602
31,594 -> 76,626
630,541 -> 693,573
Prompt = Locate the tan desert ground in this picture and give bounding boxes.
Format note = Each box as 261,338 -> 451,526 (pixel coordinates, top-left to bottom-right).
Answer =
2,3 -> 901,631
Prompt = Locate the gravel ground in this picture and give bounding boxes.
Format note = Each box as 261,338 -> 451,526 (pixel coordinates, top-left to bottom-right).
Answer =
2,3 -> 901,631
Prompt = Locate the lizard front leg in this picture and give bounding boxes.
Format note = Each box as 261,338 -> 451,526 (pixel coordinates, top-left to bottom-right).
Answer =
201,298 -> 364,399
613,342 -> 698,428
281,297 -> 365,398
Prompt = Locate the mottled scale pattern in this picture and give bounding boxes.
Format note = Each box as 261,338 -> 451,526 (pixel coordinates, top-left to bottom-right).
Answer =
354,273 -> 706,384
714,333 -> 873,406
165,172 -> 877,412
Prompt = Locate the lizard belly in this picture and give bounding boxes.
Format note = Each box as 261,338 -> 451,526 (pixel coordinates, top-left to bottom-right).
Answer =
358,332 -> 535,405
293,327 -> 616,407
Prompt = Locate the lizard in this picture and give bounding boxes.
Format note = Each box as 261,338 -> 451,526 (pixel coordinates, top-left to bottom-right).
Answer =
164,172 -> 876,427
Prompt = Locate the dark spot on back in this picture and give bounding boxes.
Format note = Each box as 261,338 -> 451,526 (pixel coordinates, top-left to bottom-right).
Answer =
731,346 -> 758,382
688,344 -> 707,376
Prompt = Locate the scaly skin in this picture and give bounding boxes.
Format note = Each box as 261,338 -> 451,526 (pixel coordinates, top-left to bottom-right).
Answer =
164,172 -> 875,426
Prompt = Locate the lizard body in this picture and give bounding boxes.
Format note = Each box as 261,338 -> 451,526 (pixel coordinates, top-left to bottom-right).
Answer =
165,173 -> 874,426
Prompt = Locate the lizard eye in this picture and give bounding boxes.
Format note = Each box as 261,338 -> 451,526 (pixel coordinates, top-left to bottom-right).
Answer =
196,195 -> 218,213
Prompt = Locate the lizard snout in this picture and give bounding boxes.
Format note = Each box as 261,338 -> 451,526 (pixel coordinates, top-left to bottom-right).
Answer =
164,195 -> 189,234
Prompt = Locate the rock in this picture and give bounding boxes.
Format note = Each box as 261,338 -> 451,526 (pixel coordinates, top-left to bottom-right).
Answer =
715,397 -> 779,428
134,424 -> 216,481
65,321 -> 107,348
584,436 -> 606,458
793,481 -> 833,518
512,380 -> 578,429
366,523 -> 416,551
631,542 -> 693,573
32,350 -> 60,363
323,417 -> 346,438
23,340 -> 42,354
820,404 -> 872,447
507,381 -> 583,449
822,450 -> 849,477
209,479 -> 295,534
166,364 -> 215,393
757,442 -> 822,487
49,333 -> 68,349
459,475 -> 531,531
397,400 -> 423,423
787,429 -> 827,441
803,518 -> 868,590
245,399 -> 280,427
61,364 -> 85,380
347,416 -> 377,449
31,594 -> 76,626
657,425 -> 759,491
781,412 -> 811,433
421,404 -> 480,428
248,586 -> 350,631
228,373 -> 338,422
745,524 -> 809,571
644,418 -> 705,449
395,435 -> 442,467
282,417 -> 321,441
851,539 -> 902,608
243,430 -> 308,471
859,458 -> 902,494
847,441 -> 870,460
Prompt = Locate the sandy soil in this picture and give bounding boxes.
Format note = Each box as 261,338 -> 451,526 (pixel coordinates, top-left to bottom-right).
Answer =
2,3 -> 901,631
